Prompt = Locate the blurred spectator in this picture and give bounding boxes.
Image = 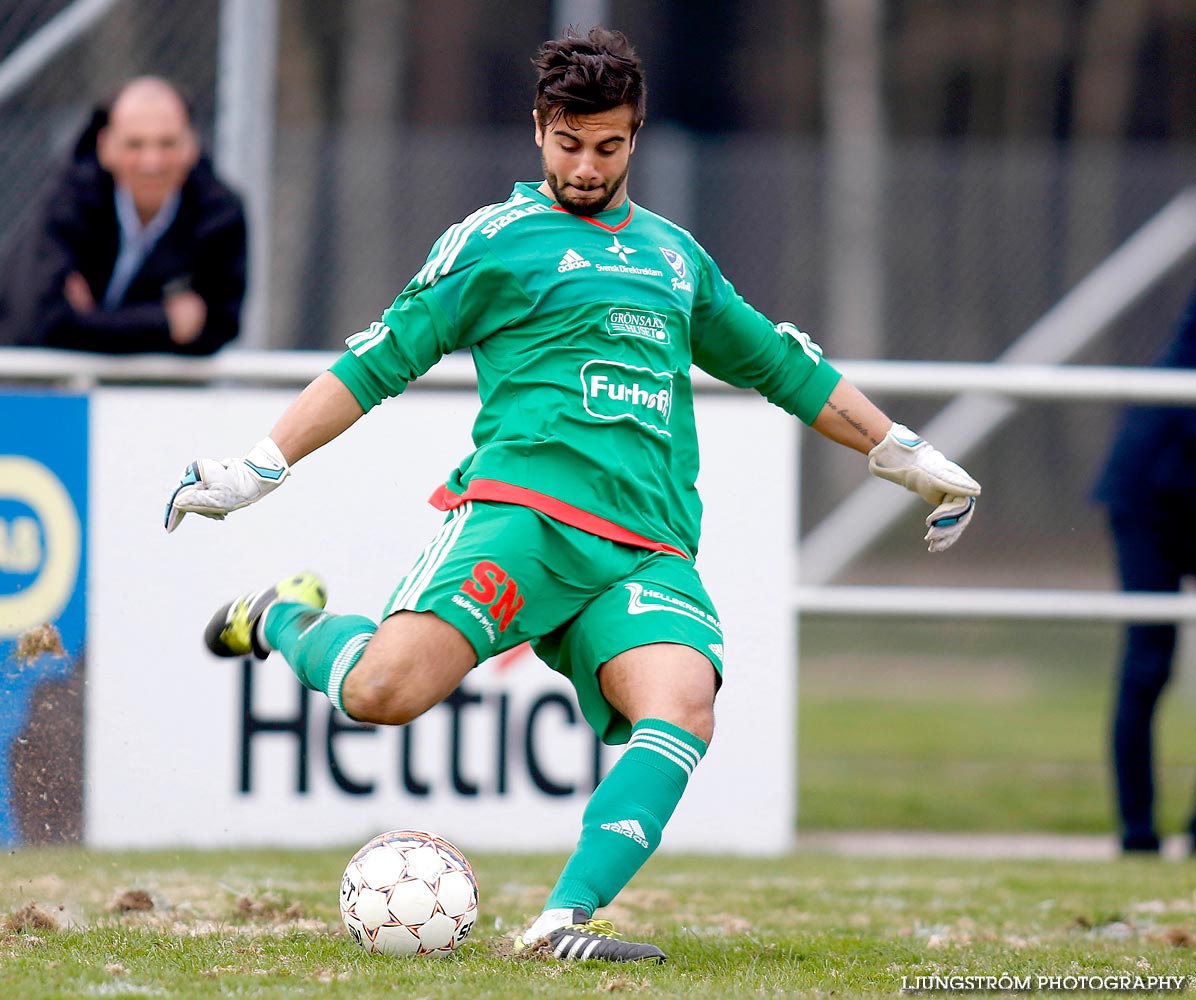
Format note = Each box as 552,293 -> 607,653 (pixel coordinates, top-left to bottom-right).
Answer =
1093,282 -> 1196,855
0,76 -> 246,354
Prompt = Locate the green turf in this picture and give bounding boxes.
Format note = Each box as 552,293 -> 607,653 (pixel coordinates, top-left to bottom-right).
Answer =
2,846 -> 1193,998
798,619 -> 1196,834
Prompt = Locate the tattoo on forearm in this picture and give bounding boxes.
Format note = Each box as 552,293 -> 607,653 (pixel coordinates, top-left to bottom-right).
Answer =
824,402 -> 881,446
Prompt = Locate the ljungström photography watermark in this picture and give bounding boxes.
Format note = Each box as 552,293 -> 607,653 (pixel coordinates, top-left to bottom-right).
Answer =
900,973 -> 1191,993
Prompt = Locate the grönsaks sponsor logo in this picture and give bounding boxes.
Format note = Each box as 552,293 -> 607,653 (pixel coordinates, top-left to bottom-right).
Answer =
606,307 -> 669,344
581,360 -> 673,436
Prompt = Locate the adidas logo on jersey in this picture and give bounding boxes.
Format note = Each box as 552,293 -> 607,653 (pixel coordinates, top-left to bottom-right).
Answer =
557,248 -> 592,273
600,819 -> 650,848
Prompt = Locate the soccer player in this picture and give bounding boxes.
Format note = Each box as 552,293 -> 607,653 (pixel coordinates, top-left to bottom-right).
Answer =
166,27 -> 980,963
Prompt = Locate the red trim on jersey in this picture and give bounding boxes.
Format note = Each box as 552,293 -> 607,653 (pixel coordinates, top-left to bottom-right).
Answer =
428,477 -> 691,559
550,200 -> 634,232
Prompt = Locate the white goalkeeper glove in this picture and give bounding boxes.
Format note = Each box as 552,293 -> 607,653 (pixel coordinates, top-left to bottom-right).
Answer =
867,422 -> 981,552
164,437 -> 290,533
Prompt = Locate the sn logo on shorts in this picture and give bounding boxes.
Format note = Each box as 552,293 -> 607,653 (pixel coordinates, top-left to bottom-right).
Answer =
460,560 -> 525,633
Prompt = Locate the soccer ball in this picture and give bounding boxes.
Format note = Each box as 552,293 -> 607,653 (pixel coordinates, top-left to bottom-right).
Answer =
339,829 -> 479,958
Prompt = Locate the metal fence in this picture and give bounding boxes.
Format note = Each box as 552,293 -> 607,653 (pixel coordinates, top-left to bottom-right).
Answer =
0,0 -> 220,244
2,0 -> 1195,609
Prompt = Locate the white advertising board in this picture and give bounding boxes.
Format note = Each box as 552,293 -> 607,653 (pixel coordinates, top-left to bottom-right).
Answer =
86,384 -> 795,854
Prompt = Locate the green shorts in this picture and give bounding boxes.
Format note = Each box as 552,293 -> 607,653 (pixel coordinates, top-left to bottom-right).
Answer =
383,500 -> 724,743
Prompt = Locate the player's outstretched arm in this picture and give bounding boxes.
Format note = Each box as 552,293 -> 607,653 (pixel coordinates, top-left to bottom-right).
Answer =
812,380 -> 981,552
165,371 -> 366,533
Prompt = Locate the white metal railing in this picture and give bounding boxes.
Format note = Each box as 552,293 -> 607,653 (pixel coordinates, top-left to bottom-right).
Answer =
794,586 -> 1196,623
6,348 -> 1196,403
3,347 -> 1196,624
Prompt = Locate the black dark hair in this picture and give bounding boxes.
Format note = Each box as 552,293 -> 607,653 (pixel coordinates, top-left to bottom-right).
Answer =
533,26 -> 646,131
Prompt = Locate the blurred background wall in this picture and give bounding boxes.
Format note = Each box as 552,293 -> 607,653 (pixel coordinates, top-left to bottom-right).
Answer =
1,0 -> 1194,590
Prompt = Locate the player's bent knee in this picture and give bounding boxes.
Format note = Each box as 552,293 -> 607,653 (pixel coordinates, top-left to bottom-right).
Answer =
340,622 -> 477,726
340,671 -> 428,726
668,682 -> 718,743
685,707 -> 715,746
650,698 -> 715,745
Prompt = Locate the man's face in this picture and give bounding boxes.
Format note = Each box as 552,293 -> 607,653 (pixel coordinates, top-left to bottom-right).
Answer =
97,84 -> 198,222
535,105 -> 638,216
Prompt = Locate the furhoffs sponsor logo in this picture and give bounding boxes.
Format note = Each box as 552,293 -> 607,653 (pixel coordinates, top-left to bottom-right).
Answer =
581,360 -> 673,437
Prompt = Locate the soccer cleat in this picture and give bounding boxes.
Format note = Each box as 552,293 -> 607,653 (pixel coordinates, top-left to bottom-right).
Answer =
513,907 -> 666,964
204,572 -> 328,659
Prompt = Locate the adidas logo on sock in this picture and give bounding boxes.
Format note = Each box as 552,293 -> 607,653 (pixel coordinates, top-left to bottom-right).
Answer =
557,248 -> 592,273
600,818 -> 649,848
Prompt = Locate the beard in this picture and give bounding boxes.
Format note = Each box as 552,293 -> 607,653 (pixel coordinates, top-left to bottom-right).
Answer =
541,155 -> 629,217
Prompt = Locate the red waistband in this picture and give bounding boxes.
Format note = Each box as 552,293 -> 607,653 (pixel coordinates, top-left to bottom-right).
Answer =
428,478 -> 691,560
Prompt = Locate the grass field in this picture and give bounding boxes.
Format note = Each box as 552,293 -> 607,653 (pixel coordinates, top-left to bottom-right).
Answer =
6,618 -> 1195,996
798,619 -> 1196,836
2,846 -> 1194,998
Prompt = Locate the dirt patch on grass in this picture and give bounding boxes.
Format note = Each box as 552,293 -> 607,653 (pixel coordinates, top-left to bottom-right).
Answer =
1159,926 -> 1195,947
235,892 -> 305,921
109,890 -> 155,913
4,902 -> 60,932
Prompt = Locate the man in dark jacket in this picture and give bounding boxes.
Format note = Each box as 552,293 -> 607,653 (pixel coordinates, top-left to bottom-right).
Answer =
0,76 -> 246,354
1094,282 -> 1196,855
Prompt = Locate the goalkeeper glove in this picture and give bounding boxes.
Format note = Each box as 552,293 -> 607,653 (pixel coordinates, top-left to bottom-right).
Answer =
925,495 -> 976,553
164,437 -> 289,533
867,422 -> 981,552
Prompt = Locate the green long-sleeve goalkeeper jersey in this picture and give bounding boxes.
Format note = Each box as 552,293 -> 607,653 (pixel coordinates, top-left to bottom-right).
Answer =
330,181 -> 841,560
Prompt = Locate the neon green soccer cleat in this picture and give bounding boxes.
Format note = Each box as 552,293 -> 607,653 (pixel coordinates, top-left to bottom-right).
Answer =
204,572 -> 327,659
513,907 -> 666,964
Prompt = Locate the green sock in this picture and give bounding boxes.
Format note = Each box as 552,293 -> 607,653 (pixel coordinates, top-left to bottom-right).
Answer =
263,603 -> 376,714
545,718 -> 707,915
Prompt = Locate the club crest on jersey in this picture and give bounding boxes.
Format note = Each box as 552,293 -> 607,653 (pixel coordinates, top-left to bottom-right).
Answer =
660,247 -> 693,293
581,360 -> 673,436
659,248 -> 686,278
606,307 -> 670,344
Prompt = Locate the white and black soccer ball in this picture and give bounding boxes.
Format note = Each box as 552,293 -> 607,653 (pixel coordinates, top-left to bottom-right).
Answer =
339,829 -> 479,958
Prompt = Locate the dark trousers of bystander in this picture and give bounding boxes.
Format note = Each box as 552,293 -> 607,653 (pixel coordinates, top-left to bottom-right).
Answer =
1108,507 -> 1196,853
